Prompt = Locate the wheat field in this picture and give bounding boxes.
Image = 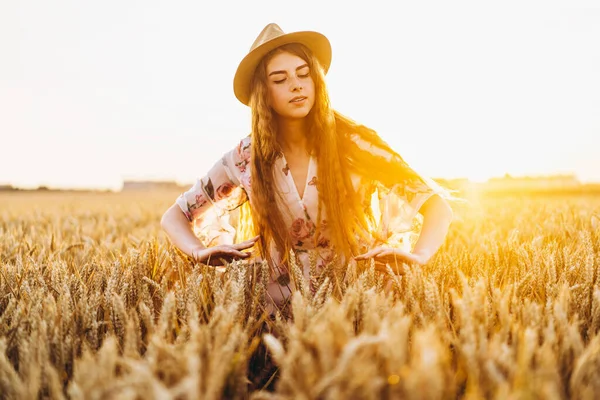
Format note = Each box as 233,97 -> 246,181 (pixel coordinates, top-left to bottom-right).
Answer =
0,190 -> 599,399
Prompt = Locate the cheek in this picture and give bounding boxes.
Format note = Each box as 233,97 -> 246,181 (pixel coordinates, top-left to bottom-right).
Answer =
268,86 -> 286,107
306,80 -> 316,106
307,79 -> 315,95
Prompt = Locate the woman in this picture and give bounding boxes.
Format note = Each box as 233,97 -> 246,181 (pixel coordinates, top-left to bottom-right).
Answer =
161,23 -> 454,311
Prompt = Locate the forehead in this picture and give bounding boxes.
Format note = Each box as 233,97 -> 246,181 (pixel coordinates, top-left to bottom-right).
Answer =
265,51 -> 307,73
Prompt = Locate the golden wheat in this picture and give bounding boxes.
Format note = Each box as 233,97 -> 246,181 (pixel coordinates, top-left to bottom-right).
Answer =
0,191 -> 599,399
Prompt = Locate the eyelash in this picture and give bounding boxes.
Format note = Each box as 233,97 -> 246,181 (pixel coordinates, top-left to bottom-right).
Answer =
274,73 -> 310,84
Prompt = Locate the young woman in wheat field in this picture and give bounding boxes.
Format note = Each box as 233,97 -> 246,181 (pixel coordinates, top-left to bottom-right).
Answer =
160,23 -> 454,314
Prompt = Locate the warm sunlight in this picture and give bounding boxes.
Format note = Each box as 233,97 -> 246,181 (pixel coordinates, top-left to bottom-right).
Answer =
2,3 -> 600,397
1,1 -> 599,190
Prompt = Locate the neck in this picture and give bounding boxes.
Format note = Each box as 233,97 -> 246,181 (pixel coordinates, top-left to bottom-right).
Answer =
277,117 -> 309,155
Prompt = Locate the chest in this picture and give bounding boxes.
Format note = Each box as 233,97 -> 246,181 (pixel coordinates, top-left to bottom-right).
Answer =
282,152 -> 311,199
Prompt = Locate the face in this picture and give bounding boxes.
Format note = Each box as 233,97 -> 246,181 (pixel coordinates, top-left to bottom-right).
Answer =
265,51 -> 315,120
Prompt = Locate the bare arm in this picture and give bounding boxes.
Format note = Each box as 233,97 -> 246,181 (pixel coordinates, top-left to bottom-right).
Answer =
412,194 -> 453,262
161,203 -> 258,265
160,203 -> 206,258
355,194 -> 453,268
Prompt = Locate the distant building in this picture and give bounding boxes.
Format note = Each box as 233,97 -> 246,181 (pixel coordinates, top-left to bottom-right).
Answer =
483,174 -> 581,191
121,180 -> 187,191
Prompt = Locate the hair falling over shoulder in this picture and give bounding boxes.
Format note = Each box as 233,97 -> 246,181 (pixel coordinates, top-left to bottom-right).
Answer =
235,42 -> 441,271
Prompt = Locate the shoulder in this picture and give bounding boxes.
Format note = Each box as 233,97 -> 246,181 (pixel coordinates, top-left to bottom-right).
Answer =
337,114 -> 386,155
237,134 -> 252,150
234,134 -> 252,161
347,131 -> 396,163
222,134 -> 251,161
222,134 -> 252,180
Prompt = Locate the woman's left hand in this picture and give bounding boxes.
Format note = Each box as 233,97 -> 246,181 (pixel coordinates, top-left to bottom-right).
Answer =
354,247 -> 428,274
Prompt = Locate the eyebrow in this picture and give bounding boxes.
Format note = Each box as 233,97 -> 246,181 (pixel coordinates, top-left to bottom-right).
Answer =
268,63 -> 309,77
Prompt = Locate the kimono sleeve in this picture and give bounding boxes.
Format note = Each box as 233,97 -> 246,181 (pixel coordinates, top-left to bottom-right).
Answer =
350,134 -> 439,240
175,136 -> 251,223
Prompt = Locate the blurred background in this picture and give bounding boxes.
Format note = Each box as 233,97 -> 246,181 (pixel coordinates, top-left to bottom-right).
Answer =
1,0 -> 598,192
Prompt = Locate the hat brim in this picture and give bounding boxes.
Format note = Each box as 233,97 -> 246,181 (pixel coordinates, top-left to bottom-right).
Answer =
233,31 -> 332,106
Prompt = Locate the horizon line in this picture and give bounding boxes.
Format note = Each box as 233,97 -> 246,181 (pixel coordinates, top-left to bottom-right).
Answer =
1,172 -> 599,192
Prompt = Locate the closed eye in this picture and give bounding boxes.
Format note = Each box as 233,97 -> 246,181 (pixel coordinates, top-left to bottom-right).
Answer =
274,72 -> 310,84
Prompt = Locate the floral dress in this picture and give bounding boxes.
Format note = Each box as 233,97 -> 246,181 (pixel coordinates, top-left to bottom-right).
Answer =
175,134 -> 437,308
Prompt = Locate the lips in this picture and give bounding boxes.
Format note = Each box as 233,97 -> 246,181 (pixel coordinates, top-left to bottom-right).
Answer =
289,96 -> 307,103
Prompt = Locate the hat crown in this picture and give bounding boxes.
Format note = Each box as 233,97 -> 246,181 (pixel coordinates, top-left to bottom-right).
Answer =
250,23 -> 285,51
234,23 -> 331,105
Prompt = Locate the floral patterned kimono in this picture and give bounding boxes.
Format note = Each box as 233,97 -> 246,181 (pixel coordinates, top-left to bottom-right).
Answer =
175,134 -> 437,309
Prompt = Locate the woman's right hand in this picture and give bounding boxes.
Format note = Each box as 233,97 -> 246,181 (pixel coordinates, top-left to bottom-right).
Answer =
191,235 -> 260,266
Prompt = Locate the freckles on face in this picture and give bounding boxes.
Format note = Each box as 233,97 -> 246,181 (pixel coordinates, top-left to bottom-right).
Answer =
265,51 -> 315,119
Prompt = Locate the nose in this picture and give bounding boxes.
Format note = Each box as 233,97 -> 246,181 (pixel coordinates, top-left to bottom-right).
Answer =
289,76 -> 303,92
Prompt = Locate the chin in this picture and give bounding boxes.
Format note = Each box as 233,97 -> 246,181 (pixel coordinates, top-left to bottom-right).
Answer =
292,111 -> 311,119
275,103 -> 313,120
288,107 -> 312,119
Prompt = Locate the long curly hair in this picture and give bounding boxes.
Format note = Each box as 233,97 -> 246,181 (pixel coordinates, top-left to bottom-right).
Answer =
237,43 -> 438,269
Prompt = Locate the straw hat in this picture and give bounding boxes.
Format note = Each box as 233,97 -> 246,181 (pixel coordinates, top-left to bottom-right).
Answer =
233,23 -> 332,106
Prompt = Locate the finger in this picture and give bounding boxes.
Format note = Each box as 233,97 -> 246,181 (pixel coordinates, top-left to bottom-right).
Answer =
354,247 -> 383,259
376,248 -> 411,258
355,247 -> 385,260
220,249 -> 251,259
377,254 -> 413,268
205,249 -> 249,264
232,241 -> 258,251
375,250 -> 405,262
233,236 -> 260,248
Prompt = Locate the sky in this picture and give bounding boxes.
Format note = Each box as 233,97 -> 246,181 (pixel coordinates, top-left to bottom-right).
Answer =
1,0 -> 599,190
